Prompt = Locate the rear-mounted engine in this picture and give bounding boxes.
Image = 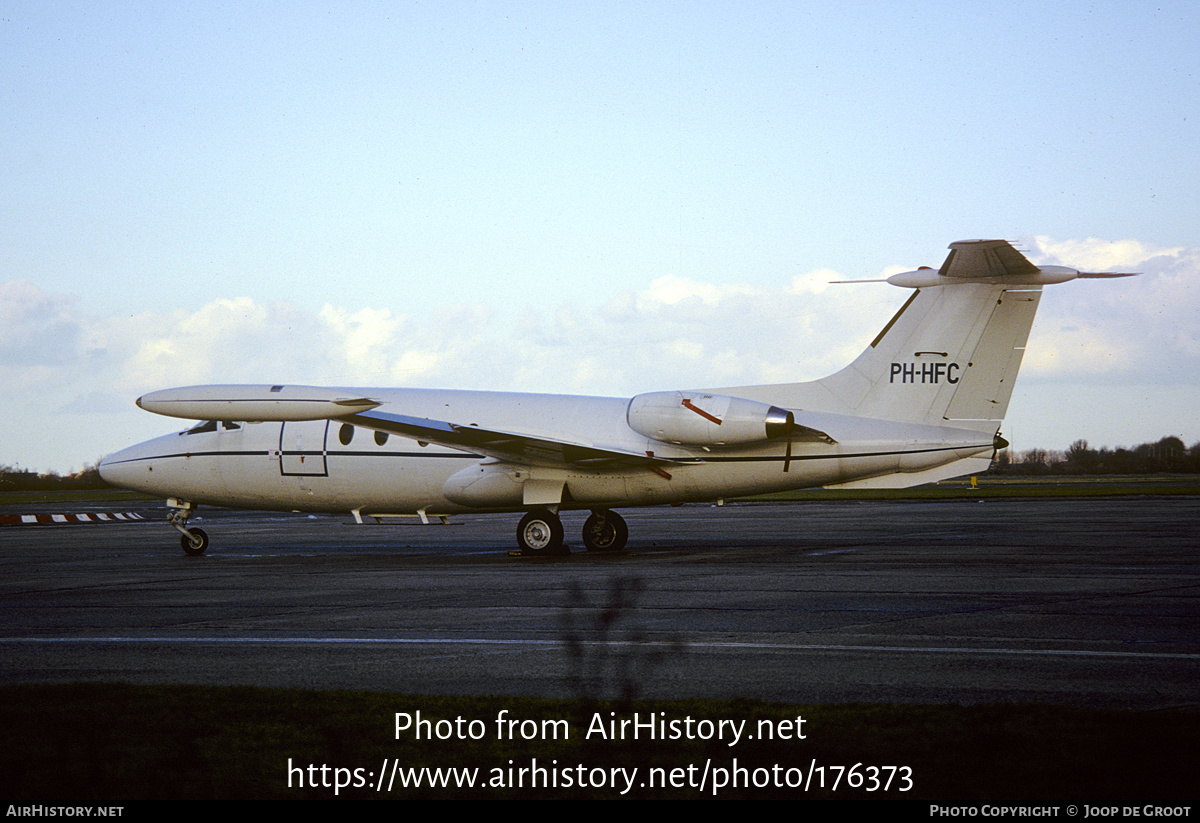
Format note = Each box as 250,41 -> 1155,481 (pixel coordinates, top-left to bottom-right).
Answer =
626,391 -> 793,447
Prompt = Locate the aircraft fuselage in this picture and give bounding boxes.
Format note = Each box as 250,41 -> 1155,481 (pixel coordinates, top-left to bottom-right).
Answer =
100,386 -> 993,517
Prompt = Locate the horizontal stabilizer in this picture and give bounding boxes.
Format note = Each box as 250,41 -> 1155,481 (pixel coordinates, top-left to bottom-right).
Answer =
885,240 -> 1139,289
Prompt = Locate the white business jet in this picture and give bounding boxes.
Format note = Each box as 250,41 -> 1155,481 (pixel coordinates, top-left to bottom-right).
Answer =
98,240 -> 1130,556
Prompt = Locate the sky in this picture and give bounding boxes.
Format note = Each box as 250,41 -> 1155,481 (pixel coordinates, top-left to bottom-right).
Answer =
2,1 -> 1198,473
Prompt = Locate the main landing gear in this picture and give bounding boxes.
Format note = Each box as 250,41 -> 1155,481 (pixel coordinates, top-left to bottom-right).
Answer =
515,508 -> 628,555
581,510 -> 629,552
167,499 -> 208,556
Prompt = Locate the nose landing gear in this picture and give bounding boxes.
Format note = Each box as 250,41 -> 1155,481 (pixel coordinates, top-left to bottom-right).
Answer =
167,499 -> 208,556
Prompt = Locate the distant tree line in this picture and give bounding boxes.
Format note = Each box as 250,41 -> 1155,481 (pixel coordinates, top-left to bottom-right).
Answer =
0,464 -> 104,492
990,436 -> 1200,475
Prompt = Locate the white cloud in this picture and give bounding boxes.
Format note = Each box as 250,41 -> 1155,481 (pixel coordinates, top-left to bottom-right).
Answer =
638,274 -> 760,308
788,267 -> 843,295
0,280 -> 81,374
1021,237 -> 1200,383
318,305 -> 407,378
1030,236 -> 1183,271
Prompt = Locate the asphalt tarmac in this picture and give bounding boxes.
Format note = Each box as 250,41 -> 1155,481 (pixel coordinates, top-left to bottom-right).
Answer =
2,496 -> 1198,708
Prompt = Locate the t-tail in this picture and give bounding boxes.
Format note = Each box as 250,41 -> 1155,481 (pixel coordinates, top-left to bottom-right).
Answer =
722,239 -> 1134,435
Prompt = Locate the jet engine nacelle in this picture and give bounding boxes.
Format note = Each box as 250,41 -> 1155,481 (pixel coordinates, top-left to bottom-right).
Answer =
626,391 -> 792,447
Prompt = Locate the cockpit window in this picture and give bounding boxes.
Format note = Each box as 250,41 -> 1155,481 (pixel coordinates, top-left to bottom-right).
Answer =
183,420 -> 241,434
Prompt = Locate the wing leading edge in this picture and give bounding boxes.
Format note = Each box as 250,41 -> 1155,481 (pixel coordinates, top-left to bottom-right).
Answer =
341,408 -> 697,470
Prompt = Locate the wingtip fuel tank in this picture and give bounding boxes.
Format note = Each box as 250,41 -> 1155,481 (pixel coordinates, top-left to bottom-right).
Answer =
136,384 -> 381,422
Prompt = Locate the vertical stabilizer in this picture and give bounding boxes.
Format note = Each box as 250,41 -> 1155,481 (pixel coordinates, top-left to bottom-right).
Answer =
715,240 -> 1057,434
812,282 -> 1042,431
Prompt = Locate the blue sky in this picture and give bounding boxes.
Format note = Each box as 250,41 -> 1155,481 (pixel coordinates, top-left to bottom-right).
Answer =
2,1 -> 1198,472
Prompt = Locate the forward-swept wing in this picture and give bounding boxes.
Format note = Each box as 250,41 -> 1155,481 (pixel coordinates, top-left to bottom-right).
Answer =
100,238 -> 1132,557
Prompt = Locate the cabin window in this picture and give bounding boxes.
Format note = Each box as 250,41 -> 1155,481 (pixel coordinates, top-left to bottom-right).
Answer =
375,431 -> 389,446
339,423 -> 355,446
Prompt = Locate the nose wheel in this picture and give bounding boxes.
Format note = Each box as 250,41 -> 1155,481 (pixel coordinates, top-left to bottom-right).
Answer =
167,499 -> 208,556
180,527 -> 209,556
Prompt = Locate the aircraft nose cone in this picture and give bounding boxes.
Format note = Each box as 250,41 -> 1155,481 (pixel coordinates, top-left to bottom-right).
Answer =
97,451 -> 128,488
98,443 -> 153,492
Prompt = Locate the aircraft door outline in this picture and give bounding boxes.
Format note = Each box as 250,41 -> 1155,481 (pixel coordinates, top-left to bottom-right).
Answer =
279,420 -> 330,476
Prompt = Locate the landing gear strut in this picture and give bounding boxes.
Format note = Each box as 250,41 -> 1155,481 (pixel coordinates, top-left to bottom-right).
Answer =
582,510 -> 628,552
516,508 -> 565,555
167,499 -> 208,556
